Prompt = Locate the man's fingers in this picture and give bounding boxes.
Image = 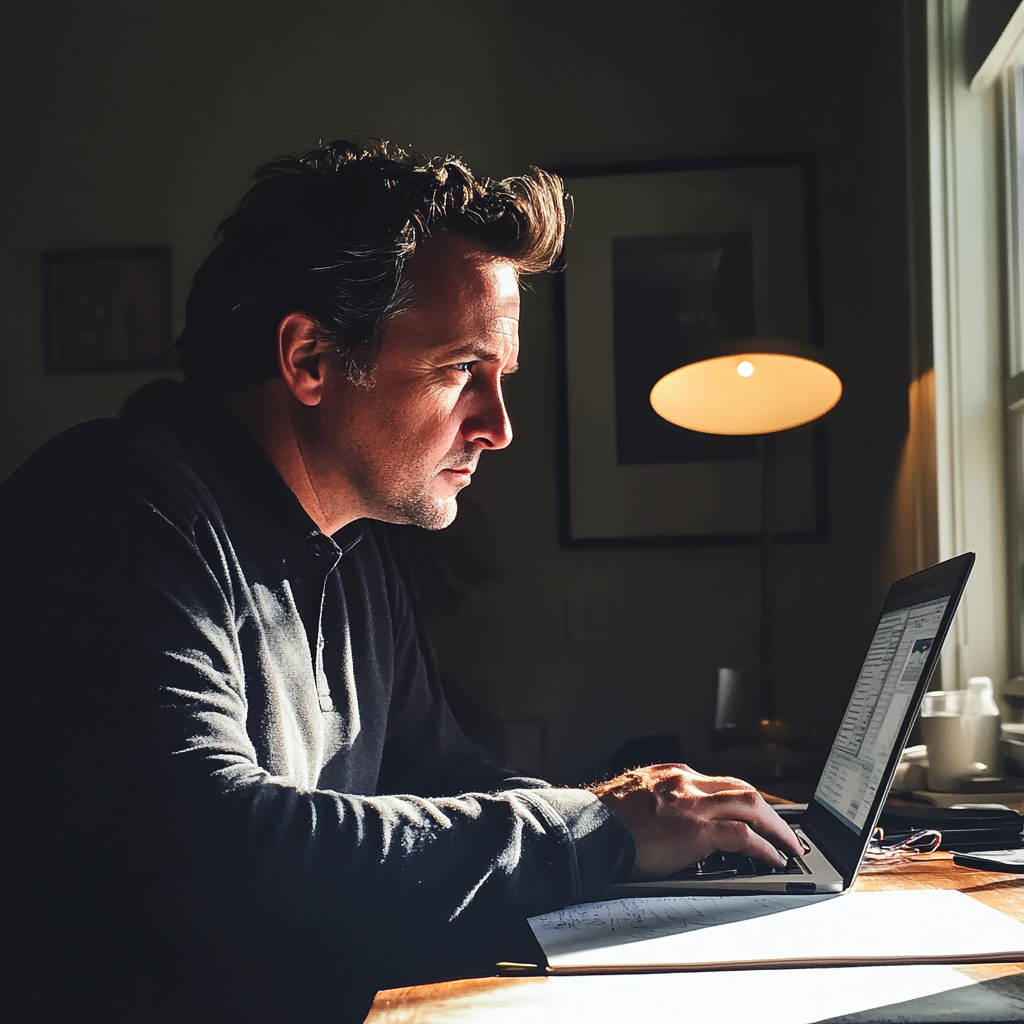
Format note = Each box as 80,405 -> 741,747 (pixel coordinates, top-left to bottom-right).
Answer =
670,787 -> 805,859
703,819 -> 789,867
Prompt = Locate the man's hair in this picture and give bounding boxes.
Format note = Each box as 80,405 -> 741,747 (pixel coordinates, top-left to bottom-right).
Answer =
175,139 -> 567,389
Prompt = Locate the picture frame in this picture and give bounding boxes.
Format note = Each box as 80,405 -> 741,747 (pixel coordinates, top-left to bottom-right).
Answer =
553,155 -> 828,548
42,245 -> 174,372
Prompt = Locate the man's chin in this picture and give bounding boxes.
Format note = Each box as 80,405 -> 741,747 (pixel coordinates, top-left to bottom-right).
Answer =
385,493 -> 458,531
419,497 -> 459,531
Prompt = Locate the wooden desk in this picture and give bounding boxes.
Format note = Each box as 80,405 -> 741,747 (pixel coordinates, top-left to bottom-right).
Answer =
366,855 -> 1023,1022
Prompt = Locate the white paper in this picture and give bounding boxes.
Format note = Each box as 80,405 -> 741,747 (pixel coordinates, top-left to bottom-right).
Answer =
418,967 -> 983,1024
528,890 -> 1024,969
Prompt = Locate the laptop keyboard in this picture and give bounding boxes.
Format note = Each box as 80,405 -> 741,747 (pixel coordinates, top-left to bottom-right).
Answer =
669,851 -> 808,880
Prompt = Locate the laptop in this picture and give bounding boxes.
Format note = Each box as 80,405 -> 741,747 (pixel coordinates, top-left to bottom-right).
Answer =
604,552 -> 975,898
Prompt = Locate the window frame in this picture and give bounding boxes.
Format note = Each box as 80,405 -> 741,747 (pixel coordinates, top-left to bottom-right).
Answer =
926,0 -> 1011,696
1001,62 -> 1024,682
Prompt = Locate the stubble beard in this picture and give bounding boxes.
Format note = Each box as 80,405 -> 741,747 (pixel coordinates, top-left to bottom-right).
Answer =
362,445 -> 481,531
391,491 -> 459,531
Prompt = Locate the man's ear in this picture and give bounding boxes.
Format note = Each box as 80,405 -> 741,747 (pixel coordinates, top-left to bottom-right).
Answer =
277,312 -> 335,407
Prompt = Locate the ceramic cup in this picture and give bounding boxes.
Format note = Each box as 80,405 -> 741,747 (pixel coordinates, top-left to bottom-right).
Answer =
919,689 -> 1001,791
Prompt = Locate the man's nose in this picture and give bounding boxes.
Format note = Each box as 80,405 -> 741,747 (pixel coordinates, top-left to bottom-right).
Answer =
461,378 -> 513,450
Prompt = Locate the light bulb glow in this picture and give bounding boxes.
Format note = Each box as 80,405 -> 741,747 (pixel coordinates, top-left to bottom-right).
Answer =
737,360 -> 754,377
650,353 -> 843,435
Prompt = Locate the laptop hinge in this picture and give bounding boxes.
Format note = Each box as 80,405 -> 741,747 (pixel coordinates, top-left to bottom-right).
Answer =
801,819 -> 859,890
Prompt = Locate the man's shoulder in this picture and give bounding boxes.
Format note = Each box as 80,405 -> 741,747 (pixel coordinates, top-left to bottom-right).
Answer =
0,414 -> 212,530
5,414 -> 191,484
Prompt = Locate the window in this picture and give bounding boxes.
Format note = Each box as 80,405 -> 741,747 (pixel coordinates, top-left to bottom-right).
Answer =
1003,62 -> 1024,681
925,0 -> 1022,697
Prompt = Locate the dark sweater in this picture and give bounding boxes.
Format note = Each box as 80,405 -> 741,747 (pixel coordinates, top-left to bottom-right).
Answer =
0,381 -> 633,1024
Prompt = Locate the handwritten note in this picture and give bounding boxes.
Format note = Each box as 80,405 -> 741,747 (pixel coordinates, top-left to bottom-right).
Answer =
528,890 -> 1024,971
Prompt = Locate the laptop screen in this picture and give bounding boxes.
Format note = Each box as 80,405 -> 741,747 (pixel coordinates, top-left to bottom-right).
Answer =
813,592 -> 952,832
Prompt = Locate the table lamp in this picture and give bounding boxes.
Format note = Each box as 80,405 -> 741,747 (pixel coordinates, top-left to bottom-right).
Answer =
650,337 -> 842,748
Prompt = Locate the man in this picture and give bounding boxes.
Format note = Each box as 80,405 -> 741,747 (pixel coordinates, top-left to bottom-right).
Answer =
1,140 -> 802,1023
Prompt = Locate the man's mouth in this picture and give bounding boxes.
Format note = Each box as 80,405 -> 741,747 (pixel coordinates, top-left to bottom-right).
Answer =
437,450 -> 480,481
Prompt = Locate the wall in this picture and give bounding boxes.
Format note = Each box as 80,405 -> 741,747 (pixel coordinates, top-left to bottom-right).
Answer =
0,1 -> 916,784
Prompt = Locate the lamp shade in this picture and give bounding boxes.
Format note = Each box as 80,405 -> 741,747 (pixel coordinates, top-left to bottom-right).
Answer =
649,338 -> 842,436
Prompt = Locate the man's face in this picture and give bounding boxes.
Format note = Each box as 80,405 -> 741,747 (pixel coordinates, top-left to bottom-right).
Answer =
308,235 -> 519,530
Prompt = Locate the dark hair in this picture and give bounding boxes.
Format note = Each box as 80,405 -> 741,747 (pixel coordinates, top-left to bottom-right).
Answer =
175,139 -> 567,389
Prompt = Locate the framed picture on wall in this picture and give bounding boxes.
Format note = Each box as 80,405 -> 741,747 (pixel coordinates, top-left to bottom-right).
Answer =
553,155 -> 828,548
42,245 -> 173,372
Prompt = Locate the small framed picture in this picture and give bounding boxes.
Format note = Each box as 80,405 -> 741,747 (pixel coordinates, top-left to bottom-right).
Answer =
42,246 -> 173,372
554,155 -> 828,548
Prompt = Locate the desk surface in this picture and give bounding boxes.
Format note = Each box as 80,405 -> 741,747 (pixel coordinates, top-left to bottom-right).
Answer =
365,854 -> 1023,1022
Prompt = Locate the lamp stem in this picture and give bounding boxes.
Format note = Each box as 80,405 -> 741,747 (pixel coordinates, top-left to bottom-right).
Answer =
759,434 -> 776,721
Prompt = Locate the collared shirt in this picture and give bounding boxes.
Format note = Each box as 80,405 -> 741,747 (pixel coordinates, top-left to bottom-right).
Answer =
0,380 -> 634,1024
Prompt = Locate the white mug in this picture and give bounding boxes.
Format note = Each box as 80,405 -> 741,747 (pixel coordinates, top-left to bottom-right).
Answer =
919,689 -> 1001,791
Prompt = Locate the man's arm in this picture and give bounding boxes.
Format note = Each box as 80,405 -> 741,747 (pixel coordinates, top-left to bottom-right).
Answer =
370,519 -> 803,881
363,523 -> 803,882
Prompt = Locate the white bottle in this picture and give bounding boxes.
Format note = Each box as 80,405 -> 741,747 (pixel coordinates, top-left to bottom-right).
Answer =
963,676 -> 1003,776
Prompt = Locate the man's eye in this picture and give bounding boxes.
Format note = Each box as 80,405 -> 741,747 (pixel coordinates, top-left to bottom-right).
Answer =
453,362 -> 474,373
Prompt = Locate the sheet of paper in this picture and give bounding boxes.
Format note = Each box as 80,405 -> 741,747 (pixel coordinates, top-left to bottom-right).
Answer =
528,890 -> 1024,969
400,967 -> 998,1024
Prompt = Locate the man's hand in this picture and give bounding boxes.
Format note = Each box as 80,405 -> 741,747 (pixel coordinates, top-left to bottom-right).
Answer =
590,764 -> 807,880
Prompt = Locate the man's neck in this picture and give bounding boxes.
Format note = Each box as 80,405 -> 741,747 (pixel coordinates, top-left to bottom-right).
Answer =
220,381 -> 357,535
